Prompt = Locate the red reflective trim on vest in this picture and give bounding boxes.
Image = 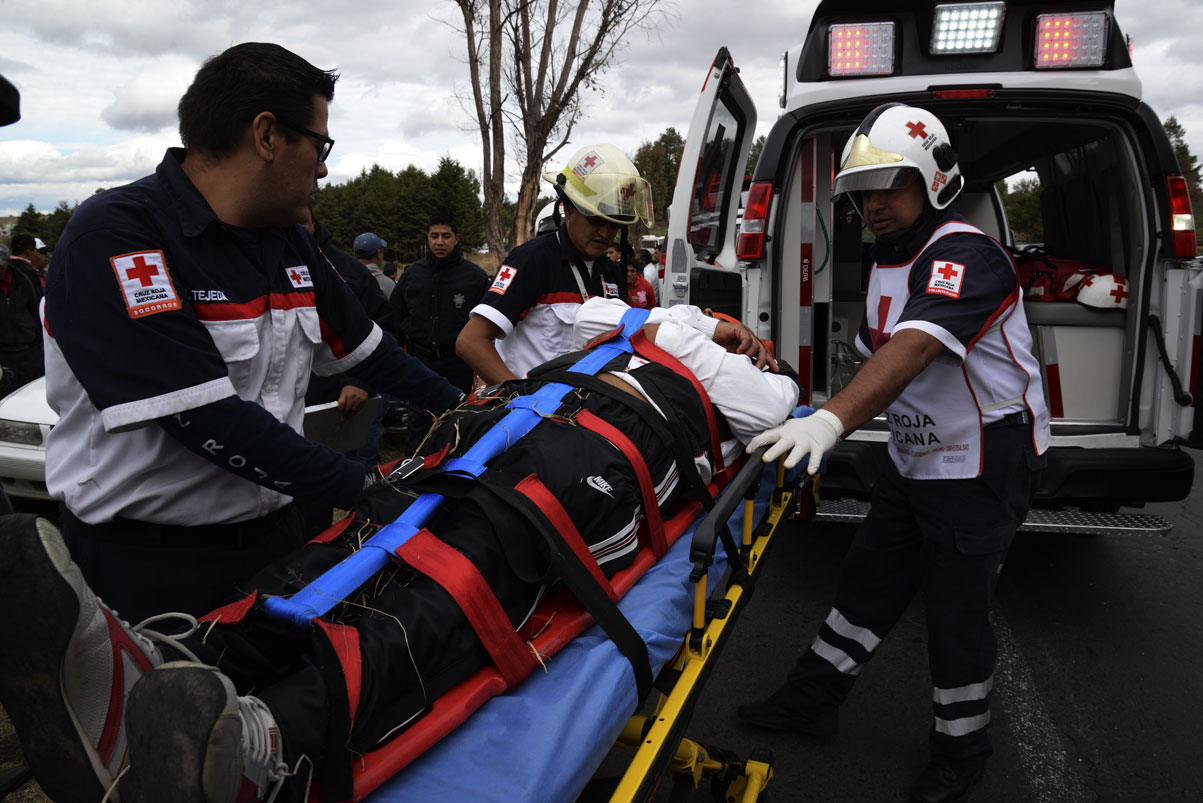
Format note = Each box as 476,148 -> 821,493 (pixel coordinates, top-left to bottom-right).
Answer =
199,591 -> 258,624
315,619 -> 363,727
396,528 -> 537,688
513,474 -> 619,601
628,329 -> 725,474
573,408 -> 667,558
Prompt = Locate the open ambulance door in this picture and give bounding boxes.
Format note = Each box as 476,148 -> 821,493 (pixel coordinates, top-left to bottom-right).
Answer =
665,48 -> 758,321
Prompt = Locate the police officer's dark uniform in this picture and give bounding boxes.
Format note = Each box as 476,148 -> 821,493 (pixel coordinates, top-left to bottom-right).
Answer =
391,243 -> 489,393
0,247 -> 44,396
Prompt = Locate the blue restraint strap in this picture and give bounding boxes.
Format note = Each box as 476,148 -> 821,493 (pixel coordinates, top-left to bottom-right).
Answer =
265,307 -> 651,627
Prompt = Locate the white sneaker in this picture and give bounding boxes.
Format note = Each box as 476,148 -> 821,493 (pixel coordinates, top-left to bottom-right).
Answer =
0,515 -> 199,802
124,662 -> 289,803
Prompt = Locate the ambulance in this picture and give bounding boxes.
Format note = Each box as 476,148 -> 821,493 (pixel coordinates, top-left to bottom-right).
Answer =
665,0 -> 1202,533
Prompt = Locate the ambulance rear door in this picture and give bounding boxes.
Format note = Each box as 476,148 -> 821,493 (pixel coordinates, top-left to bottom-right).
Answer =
666,48 -> 759,322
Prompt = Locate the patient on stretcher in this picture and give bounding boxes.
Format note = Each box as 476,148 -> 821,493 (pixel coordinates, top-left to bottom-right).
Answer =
0,298 -> 799,803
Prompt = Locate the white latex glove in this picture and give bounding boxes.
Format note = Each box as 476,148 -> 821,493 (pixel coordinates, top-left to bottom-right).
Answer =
747,409 -> 845,474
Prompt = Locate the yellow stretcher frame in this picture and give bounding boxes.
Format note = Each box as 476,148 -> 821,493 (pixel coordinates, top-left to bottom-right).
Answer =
604,454 -> 811,802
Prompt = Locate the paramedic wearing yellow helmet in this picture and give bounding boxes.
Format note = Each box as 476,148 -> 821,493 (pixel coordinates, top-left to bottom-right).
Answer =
738,104 -> 1050,803
457,143 -> 773,384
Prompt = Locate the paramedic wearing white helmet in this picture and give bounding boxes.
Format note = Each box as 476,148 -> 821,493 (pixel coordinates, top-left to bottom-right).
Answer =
457,144 -> 773,383
739,104 -> 1051,803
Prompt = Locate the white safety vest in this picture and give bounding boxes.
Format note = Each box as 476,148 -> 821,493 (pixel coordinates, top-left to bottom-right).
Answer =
857,221 -> 1051,479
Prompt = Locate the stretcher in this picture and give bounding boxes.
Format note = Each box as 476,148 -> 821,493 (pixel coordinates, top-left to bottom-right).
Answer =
266,308 -> 807,801
365,452 -> 803,803
356,449 -> 806,803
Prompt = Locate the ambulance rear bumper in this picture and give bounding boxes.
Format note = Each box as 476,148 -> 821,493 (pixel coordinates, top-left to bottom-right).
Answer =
822,441 -> 1194,509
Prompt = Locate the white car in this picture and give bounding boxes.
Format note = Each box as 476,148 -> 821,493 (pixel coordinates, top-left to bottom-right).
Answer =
0,377 -> 380,502
0,377 -> 57,500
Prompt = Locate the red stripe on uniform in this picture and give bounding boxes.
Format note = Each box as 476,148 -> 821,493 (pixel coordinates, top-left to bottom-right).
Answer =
966,287 -> 1019,352
396,529 -> 538,688
191,296 -> 268,321
535,292 -> 587,306
190,291 -> 315,322
319,317 -> 351,360
574,409 -> 667,558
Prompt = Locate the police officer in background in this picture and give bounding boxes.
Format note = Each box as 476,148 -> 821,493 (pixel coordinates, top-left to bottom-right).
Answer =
41,43 -> 463,624
738,104 -> 1050,803
390,212 -> 489,393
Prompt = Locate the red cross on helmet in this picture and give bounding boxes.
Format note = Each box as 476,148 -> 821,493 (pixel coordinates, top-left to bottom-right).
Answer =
544,143 -> 654,226
1076,272 -> 1129,310
833,103 -> 965,215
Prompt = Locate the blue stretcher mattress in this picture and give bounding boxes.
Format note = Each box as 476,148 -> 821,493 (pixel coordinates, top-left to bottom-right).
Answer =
367,467 -> 778,802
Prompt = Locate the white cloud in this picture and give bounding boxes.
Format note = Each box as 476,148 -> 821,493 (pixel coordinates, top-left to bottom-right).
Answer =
100,60 -> 197,133
1,0 -> 1202,217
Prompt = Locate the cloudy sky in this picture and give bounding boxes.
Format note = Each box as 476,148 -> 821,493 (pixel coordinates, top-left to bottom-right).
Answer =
1,0 -> 1201,218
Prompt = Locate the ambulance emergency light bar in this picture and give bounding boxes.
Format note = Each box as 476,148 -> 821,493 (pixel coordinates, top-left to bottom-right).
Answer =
1034,11 -> 1110,69
827,21 -> 895,77
931,2 -> 1006,54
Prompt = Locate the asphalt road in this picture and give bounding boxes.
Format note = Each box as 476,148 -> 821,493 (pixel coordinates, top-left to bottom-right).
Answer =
3,450 -> 1201,802
603,450 -> 1203,803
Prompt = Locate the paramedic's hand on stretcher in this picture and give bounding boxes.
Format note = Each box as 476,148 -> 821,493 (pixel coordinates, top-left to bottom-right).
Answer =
711,318 -> 777,371
748,409 -> 844,474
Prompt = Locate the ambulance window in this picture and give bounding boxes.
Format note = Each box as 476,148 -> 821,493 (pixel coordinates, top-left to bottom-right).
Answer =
688,94 -> 746,251
997,174 -> 1043,247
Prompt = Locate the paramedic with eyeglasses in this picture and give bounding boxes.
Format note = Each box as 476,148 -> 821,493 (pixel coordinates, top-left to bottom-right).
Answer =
738,103 -> 1050,803
40,43 -> 463,627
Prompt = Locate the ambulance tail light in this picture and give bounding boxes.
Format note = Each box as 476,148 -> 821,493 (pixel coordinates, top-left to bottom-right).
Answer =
737,181 -> 774,261
1034,11 -> 1110,69
827,22 -> 895,77
931,2 -> 1006,55
1167,175 -> 1197,259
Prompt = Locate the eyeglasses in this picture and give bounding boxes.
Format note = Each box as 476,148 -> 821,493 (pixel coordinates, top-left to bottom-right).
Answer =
276,119 -> 334,163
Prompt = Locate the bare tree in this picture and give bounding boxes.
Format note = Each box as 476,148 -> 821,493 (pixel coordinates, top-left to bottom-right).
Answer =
453,0 -> 665,268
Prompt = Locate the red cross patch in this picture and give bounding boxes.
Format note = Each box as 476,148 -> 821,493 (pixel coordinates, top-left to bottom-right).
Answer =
571,150 -> 605,180
489,264 -> 517,295
285,265 -> 312,289
110,250 -> 181,319
906,121 -> 928,139
927,260 -> 965,298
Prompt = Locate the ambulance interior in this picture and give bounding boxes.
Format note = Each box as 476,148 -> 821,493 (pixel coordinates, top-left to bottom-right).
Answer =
815,115 -> 1143,433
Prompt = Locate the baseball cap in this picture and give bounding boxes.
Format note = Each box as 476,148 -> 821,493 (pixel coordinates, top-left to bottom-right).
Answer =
0,242 -> 10,262
33,237 -> 47,251
353,232 -> 387,256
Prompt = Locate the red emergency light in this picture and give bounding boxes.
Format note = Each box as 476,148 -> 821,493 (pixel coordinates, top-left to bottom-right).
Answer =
827,22 -> 895,77
1034,12 -> 1110,69
736,181 -> 774,260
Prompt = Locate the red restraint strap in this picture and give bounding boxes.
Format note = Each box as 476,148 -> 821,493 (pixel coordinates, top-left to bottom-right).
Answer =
572,408 -> 668,559
628,329 -> 726,474
513,475 -> 619,602
314,619 -> 364,727
395,528 -> 537,688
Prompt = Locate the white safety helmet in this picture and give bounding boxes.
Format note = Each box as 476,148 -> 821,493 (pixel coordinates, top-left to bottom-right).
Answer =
834,103 -> 965,215
533,201 -> 562,235
1076,272 -> 1129,310
543,143 -> 654,227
